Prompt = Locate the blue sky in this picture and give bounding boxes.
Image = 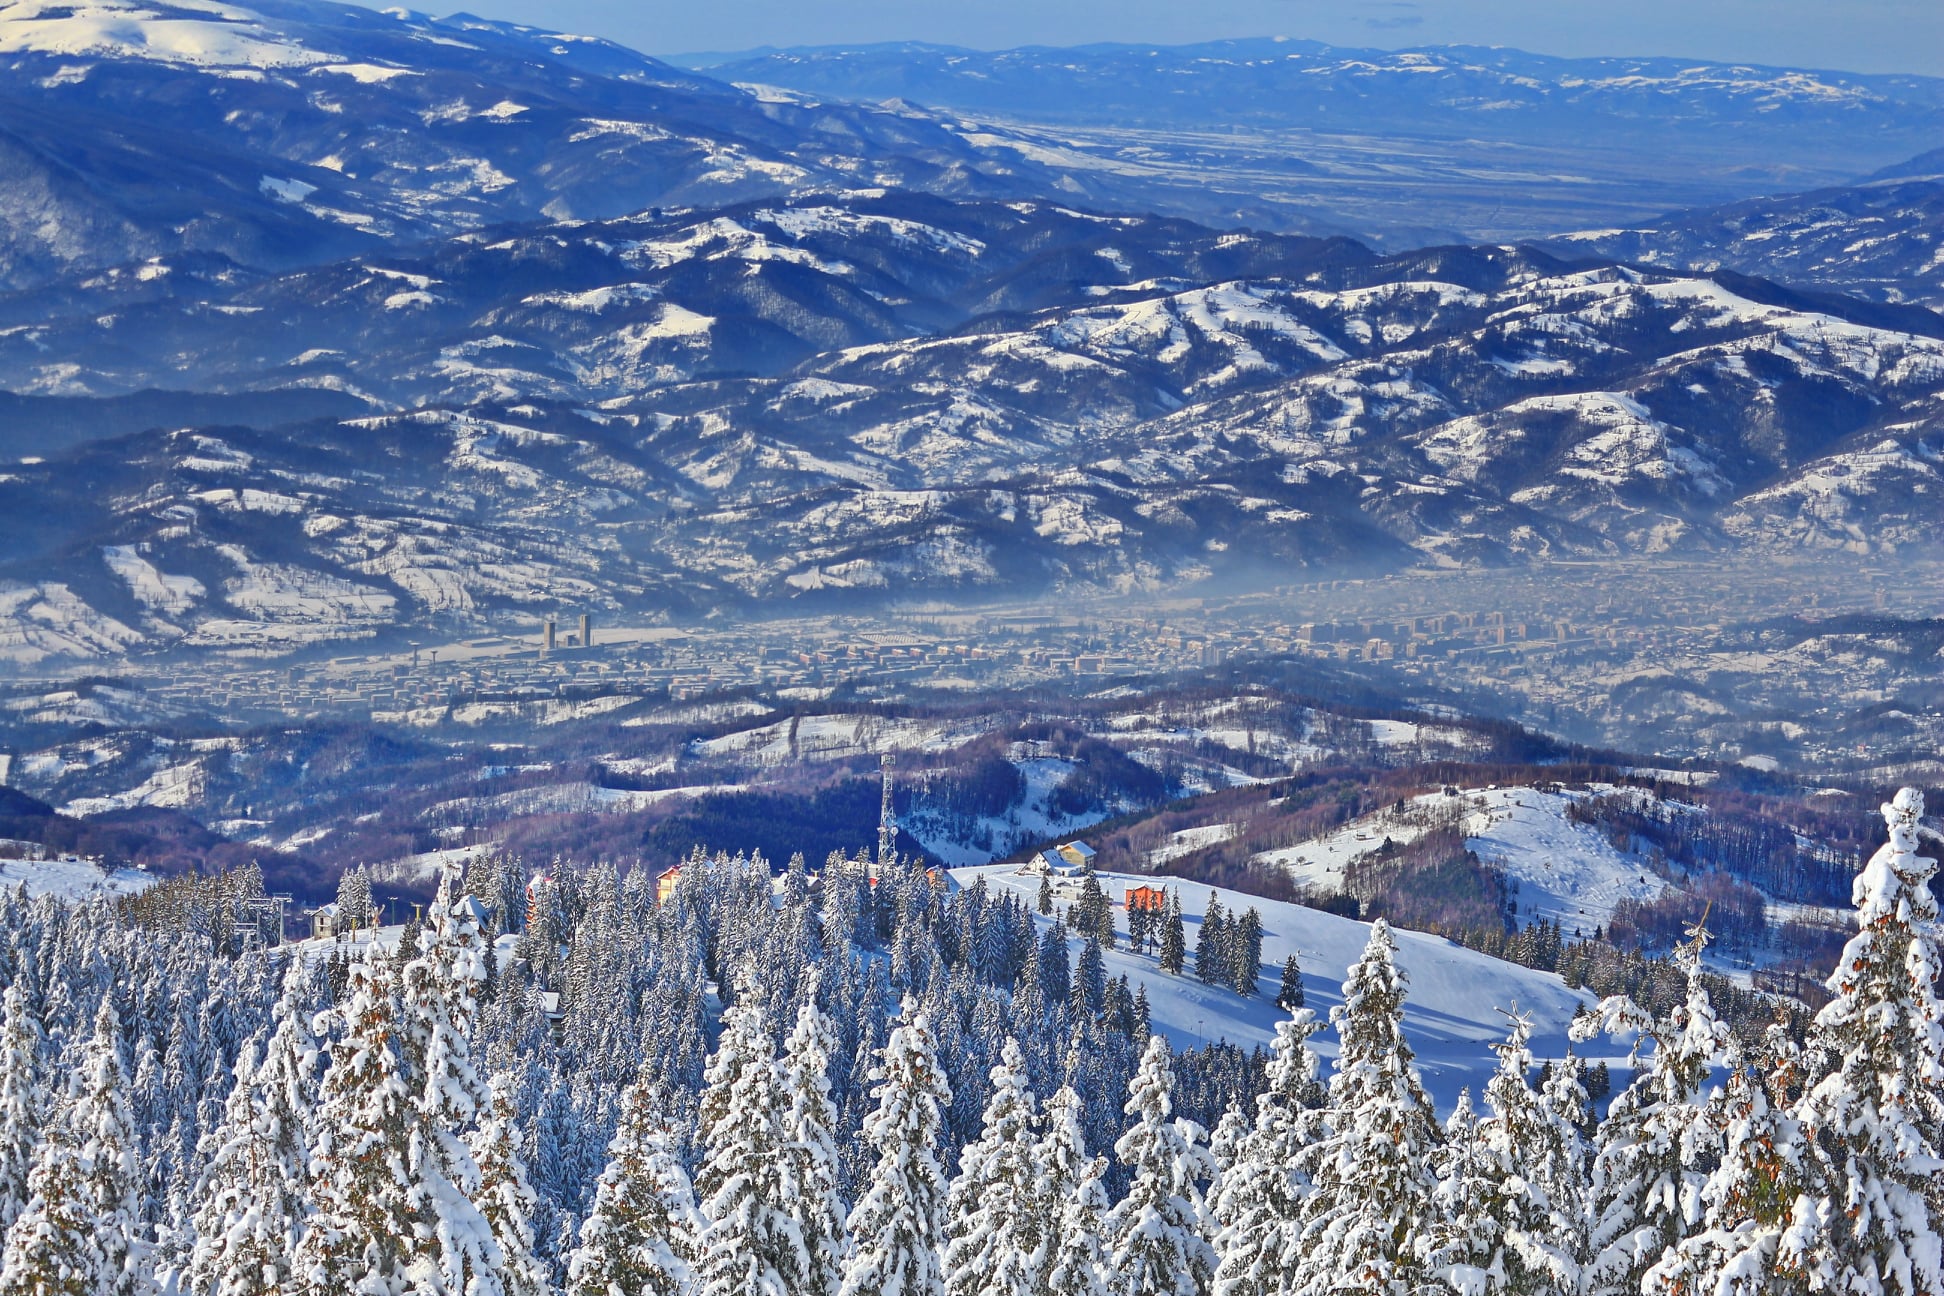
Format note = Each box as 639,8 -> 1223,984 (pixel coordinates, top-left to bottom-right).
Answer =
455,0 -> 1943,76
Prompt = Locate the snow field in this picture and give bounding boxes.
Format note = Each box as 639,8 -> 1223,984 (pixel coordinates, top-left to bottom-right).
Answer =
953,864 -> 1597,1109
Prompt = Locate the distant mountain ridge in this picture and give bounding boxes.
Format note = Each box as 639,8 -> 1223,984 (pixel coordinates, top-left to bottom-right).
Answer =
678,38 -> 1944,242
2,191 -> 1939,661
1544,172 -> 1944,309
0,0 -> 1171,290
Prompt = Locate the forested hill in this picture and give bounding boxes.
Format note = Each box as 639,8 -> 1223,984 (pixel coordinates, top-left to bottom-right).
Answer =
0,788 -> 1936,1293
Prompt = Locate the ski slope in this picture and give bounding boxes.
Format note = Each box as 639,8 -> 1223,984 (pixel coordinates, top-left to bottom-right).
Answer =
953,863 -> 1600,1110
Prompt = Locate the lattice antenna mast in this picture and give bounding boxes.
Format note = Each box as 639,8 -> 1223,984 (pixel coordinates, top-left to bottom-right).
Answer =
878,752 -> 897,869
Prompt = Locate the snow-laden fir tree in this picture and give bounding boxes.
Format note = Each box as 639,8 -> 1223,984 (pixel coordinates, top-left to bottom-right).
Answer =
401,871 -> 503,1296
1570,919 -> 1728,1296
1210,1005 -> 1325,1296
696,994 -> 803,1296
337,867 -> 375,933
182,1040 -> 309,1296
1643,1026 -> 1807,1296
1039,1082 -> 1111,1296
1778,786 -> 1944,1296
1159,895 -> 1185,977
780,992 -> 851,1296
1106,1034 -> 1217,1296
567,1076 -> 703,1296
1287,919 -> 1443,1296
0,1091 -> 107,1296
841,996 -> 952,1296
1274,957 -> 1303,1013
1434,1010 -> 1582,1295
0,986 -> 43,1238
944,1037 -> 1043,1296
294,944 -> 422,1295
472,1070 -> 550,1296
1196,898 -> 1227,987
71,998 -> 151,1296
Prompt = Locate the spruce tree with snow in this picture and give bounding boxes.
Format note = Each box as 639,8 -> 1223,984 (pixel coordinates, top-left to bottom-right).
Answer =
567,1077 -> 702,1296
1159,897 -> 1185,977
1570,920 -> 1729,1296
1274,957 -> 1303,1013
294,945 -> 423,1294
841,997 -> 952,1296
71,999 -> 151,1296
0,1101 -> 107,1296
402,870 -> 504,1296
472,1070 -> 551,1296
182,1040 -> 309,1296
1106,1035 -> 1217,1296
944,1038 -> 1043,1296
1195,898 -> 1227,986
780,992 -> 851,1296
1434,1011 -> 1582,1296
1210,1006 -> 1325,1296
1039,1084 -> 1111,1296
1532,1049 -> 1592,1278
0,987 -> 44,1238
1287,920 -> 1443,1296
1643,1028 -> 1807,1296
337,867 -> 375,933
1777,786 -> 1944,1296
1230,910 -> 1263,996
696,995 -> 802,1296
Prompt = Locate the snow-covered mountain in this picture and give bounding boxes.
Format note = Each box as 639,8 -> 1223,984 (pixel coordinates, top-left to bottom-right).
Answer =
1546,170 -> 1944,309
0,0 -> 1142,291
2,191 -> 1940,658
3,11 -> 1943,660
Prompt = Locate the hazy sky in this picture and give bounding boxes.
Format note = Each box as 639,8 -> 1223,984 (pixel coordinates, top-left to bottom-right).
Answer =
452,0 -> 1944,76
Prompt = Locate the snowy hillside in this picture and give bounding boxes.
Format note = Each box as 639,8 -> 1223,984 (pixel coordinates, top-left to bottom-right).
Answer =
0,850 -> 155,902
1255,785 -> 1666,934
953,863 -> 1596,1108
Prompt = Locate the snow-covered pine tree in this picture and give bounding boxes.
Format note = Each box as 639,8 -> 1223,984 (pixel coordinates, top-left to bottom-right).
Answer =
1106,1035 -> 1217,1296
1039,1084 -> 1111,1296
472,1070 -> 550,1296
1570,920 -> 1728,1296
1210,1006 -> 1325,1296
1643,1027 -> 1806,1296
0,1096 -> 107,1296
1196,898 -> 1227,986
841,997 -> 952,1296
1230,911 -> 1263,996
567,1077 -> 703,1296
780,993 -> 851,1296
0,987 -> 43,1238
337,867 -> 375,933
72,998 -> 151,1296
403,870 -> 504,1296
1274,957 -> 1303,1013
1778,786 -> 1944,1296
1532,1049 -> 1592,1282
182,1040 -> 308,1296
696,995 -> 801,1296
1287,919 -> 1443,1296
294,944 -> 422,1294
1159,897 -> 1185,977
944,1037 -> 1042,1296
1433,1010 -> 1582,1296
